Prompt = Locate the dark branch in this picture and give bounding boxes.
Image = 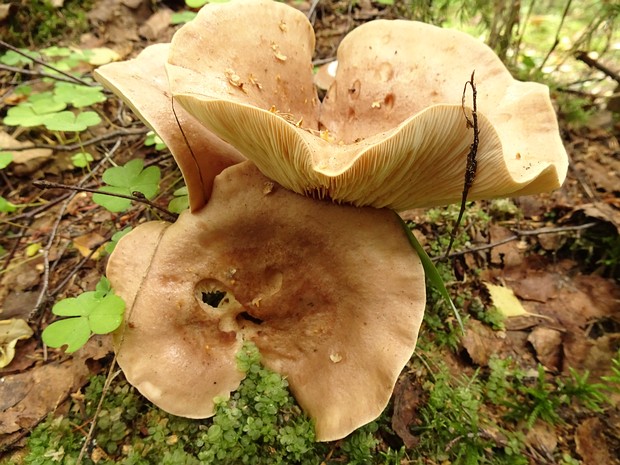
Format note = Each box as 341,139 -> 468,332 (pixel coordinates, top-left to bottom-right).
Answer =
32,180 -> 178,222
444,70 -> 479,259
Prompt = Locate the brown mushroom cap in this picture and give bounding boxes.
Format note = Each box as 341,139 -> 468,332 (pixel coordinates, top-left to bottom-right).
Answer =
107,161 -> 425,441
170,8 -> 567,209
94,44 -> 245,212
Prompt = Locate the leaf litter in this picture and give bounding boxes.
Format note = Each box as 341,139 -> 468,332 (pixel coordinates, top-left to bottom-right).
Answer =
0,0 -> 619,463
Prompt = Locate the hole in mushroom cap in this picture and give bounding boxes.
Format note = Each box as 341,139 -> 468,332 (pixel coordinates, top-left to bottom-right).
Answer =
201,290 -> 227,308
236,311 -> 264,325
195,279 -> 240,312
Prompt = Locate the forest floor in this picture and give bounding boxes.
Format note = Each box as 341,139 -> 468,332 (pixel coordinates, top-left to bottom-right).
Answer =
0,1 -> 619,464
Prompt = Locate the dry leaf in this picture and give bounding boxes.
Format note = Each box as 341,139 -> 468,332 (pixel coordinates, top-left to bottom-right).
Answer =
0,131 -> 53,165
0,319 -> 34,368
484,282 -> 550,319
73,232 -> 106,259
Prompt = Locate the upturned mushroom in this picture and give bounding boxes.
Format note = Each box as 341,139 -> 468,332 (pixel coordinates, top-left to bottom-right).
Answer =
96,0 -> 568,442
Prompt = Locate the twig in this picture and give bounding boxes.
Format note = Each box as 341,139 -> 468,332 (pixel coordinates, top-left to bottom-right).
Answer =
32,180 -> 178,222
307,0 -> 320,21
444,70 -> 479,258
537,0 -> 573,72
30,153 -> 117,319
0,63 -> 90,86
76,359 -> 121,465
0,39 -> 95,87
435,222 -> 597,261
575,51 -> 620,84
0,127 -> 149,152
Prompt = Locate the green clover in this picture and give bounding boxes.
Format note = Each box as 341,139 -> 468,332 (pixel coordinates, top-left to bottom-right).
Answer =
93,159 -> 161,212
42,277 -> 125,353
168,186 -> 189,213
43,111 -> 102,132
0,152 -> 13,170
54,82 -> 107,108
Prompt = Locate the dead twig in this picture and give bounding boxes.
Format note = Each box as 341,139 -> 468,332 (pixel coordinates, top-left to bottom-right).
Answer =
0,127 -> 149,152
0,39 -> 95,87
575,51 -> 620,84
0,63 -> 94,86
435,222 -> 598,261
32,180 -> 178,222
444,70 -> 479,258
76,359 -> 121,465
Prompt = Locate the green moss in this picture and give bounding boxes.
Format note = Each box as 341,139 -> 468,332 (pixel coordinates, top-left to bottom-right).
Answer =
2,0 -> 93,47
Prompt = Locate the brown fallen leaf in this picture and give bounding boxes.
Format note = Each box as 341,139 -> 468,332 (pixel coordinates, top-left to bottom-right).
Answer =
460,319 -> 505,366
0,319 -> 34,369
527,327 -> 563,372
575,417 -> 619,465
0,131 -> 53,166
0,336 -> 112,447
391,373 -> 423,448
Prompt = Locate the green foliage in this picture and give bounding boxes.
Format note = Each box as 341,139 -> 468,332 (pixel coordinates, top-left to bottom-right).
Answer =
171,11 -> 198,24
168,186 -> 190,213
144,131 -> 167,151
42,277 -> 125,353
601,350 -> 620,390
469,298 -> 505,331
1,0 -> 93,47
53,82 -> 107,108
0,152 -> 14,170
104,227 -> 133,255
93,159 -> 161,212
0,196 -> 17,213
71,151 -> 94,168
410,362 -> 528,465
400,215 -> 463,334
197,343 -> 324,464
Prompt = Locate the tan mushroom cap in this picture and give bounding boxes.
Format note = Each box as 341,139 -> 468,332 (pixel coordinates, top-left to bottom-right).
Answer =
94,44 -> 245,212
107,161 -> 425,441
171,7 -> 568,210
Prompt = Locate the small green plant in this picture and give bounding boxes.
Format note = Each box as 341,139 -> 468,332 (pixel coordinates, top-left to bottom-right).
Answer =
70,151 -> 94,168
168,186 -> 190,213
104,227 -> 133,255
144,130 -> 167,151
93,159 -> 161,212
601,349 -> 620,390
0,196 -> 17,213
0,152 -> 14,169
42,277 -> 125,353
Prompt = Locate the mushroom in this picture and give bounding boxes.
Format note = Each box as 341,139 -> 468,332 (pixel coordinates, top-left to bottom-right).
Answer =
94,44 -> 245,212
108,161 -> 425,441
95,0 -> 570,443
168,0 -> 567,210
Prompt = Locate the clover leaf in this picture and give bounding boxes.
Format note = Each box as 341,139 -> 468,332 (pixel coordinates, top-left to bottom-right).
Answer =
54,82 -> 107,108
0,49 -> 38,66
0,153 -> 13,170
3,93 -> 67,127
0,197 -> 17,213
168,186 -> 189,213
93,159 -> 161,212
71,151 -> 94,168
104,227 -> 132,254
42,277 -> 125,353
145,131 -> 167,151
44,111 -> 102,132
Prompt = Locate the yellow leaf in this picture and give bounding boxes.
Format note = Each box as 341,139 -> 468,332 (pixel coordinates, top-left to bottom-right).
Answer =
484,282 -> 550,319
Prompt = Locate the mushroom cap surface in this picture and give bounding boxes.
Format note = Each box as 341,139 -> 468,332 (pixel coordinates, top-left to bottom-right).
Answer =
107,161 -> 425,441
170,3 -> 568,209
94,44 -> 245,211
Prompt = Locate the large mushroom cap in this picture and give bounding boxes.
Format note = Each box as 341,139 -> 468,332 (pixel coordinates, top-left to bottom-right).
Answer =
169,3 -> 568,209
94,44 -> 245,212
107,161 -> 425,441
